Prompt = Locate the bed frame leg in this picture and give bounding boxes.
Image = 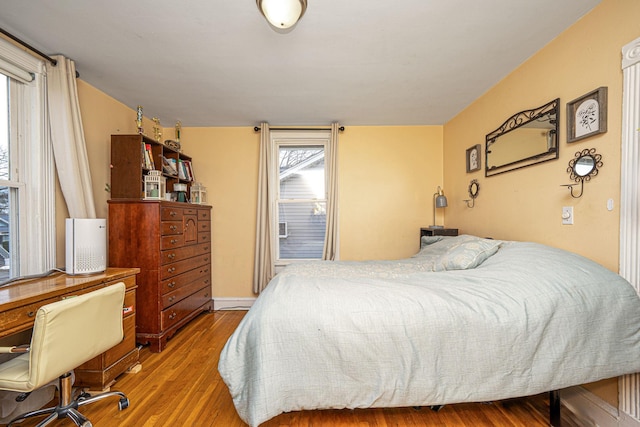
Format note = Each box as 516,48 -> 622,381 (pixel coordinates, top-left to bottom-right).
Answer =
549,390 -> 561,427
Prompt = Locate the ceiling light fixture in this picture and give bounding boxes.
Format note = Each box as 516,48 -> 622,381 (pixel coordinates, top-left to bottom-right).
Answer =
257,0 -> 307,30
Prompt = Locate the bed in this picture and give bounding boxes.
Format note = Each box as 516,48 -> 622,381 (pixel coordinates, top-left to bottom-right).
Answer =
218,235 -> 640,426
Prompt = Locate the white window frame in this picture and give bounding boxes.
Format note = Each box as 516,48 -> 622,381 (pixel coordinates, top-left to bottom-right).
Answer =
0,37 -> 55,277
270,130 -> 330,266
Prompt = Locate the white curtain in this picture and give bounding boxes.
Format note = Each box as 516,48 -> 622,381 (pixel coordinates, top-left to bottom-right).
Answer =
322,123 -> 340,260
46,55 -> 96,218
253,123 -> 275,294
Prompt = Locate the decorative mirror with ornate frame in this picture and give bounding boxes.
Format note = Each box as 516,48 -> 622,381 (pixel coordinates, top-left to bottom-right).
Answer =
485,98 -> 559,177
562,148 -> 603,198
464,179 -> 480,208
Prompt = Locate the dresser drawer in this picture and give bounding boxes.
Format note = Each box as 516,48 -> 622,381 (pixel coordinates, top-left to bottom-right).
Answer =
161,286 -> 211,331
160,253 -> 210,280
198,220 -> 211,232
160,266 -> 210,296
198,231 -> 211,245
161,207 -> 183,221
161,277 -> 210,310
161,221 -> 182,236
198,209 -> 210,221
161,234 -> 184,250
160,242 -> 211,265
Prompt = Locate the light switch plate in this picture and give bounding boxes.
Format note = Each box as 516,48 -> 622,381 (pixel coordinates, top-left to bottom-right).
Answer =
562,206 -> 573,225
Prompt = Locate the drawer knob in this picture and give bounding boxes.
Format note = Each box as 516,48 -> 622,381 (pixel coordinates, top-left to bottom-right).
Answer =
168,281 -> 176,288
168,253 -> 176,259
171,239 -> 178,244
169,312 -> 177,320
170,211 -> 177,217
27,311 -> 35,318
168,267 -> 176,273
170,225 -> 177,231
205,293 -> 209,298
169,296 -> 175,303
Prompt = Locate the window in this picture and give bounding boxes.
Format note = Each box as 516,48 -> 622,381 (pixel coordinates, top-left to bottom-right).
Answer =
0,38 -> 55,281
272,131 -> 329,263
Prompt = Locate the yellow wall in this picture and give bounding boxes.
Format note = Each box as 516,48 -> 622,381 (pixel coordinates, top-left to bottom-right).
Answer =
443,0 -> 640,406
180,125 -> 443,298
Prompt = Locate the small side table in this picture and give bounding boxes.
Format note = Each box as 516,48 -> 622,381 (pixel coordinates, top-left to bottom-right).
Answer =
420,227 -> 458,245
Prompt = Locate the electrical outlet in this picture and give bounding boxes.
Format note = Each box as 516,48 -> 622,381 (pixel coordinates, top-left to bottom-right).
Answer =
562,206 -> 573,225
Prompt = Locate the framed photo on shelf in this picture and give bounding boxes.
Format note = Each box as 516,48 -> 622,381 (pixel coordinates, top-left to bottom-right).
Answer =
567,87 -> 607,143
466,144 -> 481,173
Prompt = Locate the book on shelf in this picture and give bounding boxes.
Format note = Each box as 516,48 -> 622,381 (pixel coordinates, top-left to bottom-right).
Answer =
161,156 -> 178,176
177,159 -> 194,181
178,159 -> 186,180
145,144 -> 155,170
184,160 -> 195,181
141,142 -> 154,170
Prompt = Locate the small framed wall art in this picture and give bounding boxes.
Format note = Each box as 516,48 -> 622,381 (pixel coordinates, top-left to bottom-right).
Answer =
567,87 -> 607,143
466,144 -> 481,173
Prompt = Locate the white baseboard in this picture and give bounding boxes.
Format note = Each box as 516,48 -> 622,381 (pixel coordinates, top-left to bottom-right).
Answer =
562,386 -> 640,427
213,297 -> 256,311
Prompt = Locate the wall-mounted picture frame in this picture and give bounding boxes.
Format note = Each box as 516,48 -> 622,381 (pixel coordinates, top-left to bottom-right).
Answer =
466,144 -> 481,173
567,87 -> 607,143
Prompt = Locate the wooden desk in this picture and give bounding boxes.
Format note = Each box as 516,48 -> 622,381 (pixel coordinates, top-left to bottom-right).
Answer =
0,267 -> 140,390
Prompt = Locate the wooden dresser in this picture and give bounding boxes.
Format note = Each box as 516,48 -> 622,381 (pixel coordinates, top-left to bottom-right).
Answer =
0,268 -> 140,390
108,200 -> 212,352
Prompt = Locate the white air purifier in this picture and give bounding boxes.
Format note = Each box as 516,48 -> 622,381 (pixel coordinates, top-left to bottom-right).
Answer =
65,218 -> 107,275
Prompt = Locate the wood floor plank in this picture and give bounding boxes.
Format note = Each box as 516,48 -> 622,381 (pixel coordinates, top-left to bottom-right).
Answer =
8,310 -> 584,426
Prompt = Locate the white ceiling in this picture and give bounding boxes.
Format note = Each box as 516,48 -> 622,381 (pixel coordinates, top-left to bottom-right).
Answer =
0,0 -> 600,127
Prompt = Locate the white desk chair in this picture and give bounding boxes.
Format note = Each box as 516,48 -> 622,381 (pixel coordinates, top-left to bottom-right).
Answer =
0,282 -> 130,426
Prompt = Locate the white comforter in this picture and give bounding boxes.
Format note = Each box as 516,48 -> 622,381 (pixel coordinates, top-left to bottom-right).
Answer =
218,238 -> 640,426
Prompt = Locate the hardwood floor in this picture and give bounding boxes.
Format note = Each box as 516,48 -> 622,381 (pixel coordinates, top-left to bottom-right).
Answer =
10,310 -> 585,426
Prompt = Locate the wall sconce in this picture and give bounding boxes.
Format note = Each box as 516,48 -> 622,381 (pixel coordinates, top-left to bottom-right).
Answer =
562,148 -> 603,198
464,179 -> 480,208
430,186 -> 448,229
257,0 -> 307,30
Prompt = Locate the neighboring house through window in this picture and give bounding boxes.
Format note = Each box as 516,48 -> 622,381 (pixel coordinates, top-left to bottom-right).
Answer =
271,130 -> 329,264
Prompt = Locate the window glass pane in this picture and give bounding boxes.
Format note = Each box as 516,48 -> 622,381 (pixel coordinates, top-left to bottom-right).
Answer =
278,201 -> 326,259
0,75 -> 12,280
279,146 -> 325,199
0,186 -> 10,281
0,74 -> 7,180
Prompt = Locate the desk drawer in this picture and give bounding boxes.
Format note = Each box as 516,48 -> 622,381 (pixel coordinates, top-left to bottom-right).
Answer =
104,314 -> 136,367
123,288 -> 136,316
0,295 -> 62,334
